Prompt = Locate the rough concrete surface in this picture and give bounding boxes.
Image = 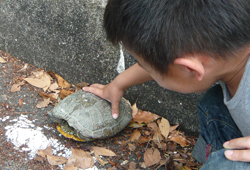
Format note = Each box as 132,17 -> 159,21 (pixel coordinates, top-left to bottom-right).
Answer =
0,51 -> 202,170
0,0 -> 203,134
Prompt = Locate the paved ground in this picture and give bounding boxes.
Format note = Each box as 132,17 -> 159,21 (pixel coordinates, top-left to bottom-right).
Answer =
0,51 -> 202,170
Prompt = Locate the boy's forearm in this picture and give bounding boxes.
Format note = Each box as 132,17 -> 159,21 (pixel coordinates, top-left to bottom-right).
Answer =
112,63 -> 153,90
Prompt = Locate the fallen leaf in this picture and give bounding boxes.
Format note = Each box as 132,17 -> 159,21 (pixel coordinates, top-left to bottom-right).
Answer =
94,152 -> 108,166
34,156 -> 45,163
91,146 -> 116,156
18,63 -> 28,72
131,102 -> 139,116
37,145 -> 53,158
66,148 -> 94,169
144,148 -> 161,167
170,124 -> 180,132
0,57 -> 7,63
147,122 -> 159,132
75,82 -> 89,91
32,70 -> 45,78
49,82 -> 59,92
48,71 -> 71,89
19,99 -> 23,107
128,143 -> 136,151
11,82 -> 25,92
133,109 -> 160,124
60,89 -> 74,99
47,155 -> 67,165
63,165 -> 78,170
128,129 -> 141,142
153,130 -> 164,142
107,167 -> 116,170
128,161 -> 137,170
39,91 -> 58,101
158,117 -> 170,139
36,98 -> 50,108
24,76 -> 49,91
170,136 -> 190,147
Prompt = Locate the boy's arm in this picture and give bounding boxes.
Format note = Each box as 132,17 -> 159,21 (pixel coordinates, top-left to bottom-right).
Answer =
83,63 -> 153,119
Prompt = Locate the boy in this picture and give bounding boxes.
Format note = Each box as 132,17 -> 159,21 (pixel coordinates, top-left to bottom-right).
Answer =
83,0 -> 250,169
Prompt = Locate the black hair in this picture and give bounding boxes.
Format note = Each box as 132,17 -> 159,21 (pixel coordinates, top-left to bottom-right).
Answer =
104,0 -> 250,73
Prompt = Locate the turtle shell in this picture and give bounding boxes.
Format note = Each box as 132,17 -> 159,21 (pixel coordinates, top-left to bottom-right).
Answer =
47,90 -> 132,141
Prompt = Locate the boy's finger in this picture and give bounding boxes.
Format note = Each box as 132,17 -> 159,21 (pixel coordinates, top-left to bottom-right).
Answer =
90,83 -> 105,89
111,102 -> 120,119
82,86 -> 104,98
223,136 -> 250,149
224,149 -> 250,162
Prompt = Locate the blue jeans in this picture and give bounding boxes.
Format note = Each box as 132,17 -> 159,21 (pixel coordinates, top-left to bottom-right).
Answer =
192,84 -> 250,169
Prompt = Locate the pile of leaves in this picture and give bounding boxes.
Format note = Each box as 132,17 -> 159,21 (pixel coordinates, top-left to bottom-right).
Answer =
1,53 -> 203,170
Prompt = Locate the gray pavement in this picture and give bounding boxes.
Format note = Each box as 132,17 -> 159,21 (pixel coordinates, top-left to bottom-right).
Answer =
0,0 -> 202,135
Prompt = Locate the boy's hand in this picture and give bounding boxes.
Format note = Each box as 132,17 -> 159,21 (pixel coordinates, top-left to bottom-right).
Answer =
83,83 -> 124,119
223,136 -> 250,162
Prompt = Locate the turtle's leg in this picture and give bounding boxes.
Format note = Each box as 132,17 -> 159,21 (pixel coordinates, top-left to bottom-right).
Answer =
73,130 -> 94,142
47,114 -> 64,124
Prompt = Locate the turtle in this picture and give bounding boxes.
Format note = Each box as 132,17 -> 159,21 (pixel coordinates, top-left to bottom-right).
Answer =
47,90 -> 132,142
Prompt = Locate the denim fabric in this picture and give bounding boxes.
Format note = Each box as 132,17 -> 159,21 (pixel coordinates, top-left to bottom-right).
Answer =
192,84 -> 250,169
200,149 -> 250,170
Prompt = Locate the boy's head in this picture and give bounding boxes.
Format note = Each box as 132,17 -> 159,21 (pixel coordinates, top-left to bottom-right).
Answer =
104,0 -> 250,74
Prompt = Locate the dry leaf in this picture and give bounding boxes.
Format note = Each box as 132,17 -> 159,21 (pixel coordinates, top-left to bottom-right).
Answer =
133,109 -> 160,124
24,75 -> 51,91
19,99 -> 23,107
128,129 -> 141,142
170,124 -> 180,132
170,136 -> 190,147
107,167 -> 116,170
60,89 -> 74,99
0,57 -> 7,63
48,71 -> 71,89
128,161 -> 137,170
34,156 -> 45,163
18,63 -> 28,72
75,82 -> 89,91
94,152 -> 108,166
63,165 -> 78,170
153,130 -> 164,142
128,143 -> 136,151
131,103 -> 139,116
147,122 -> 159,132
66,148 -> 94,169
91,146 -> 116,157
37,145 -> 53,158
47,155 -> 67,165
49,82 -> 59,91
158,117 -> 170,139
36,98 -> 50,108
39,91 -> 58,101
144,148 -> 161,167
11,82 -> 25,92
32,70 -> 45,78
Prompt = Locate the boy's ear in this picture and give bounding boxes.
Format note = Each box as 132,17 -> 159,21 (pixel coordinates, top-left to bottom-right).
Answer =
173,58 -> 205,81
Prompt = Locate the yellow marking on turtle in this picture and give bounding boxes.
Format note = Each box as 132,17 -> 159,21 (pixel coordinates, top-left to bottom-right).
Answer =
56,125 -> 85,142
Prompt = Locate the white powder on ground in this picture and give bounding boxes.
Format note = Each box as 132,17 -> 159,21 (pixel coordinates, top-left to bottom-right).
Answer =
3,114 -> 98,170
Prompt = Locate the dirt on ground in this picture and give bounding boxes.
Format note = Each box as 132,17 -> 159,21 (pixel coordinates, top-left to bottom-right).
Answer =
0,50 -> 202,170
